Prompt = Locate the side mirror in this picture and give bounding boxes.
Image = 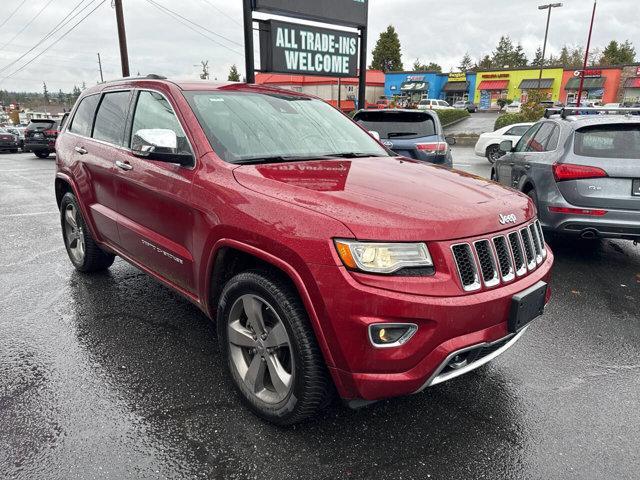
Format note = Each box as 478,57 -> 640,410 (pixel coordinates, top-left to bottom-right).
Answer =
131,128 -> 193,166
369,130 -> 381,141
499,140 -> 513,153
445,136 -> 456,146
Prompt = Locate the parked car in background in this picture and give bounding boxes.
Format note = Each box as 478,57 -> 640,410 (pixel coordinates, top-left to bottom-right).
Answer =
475,122 -> 534,163
603,103 -> 621,109
354,109 -> 454,167
492,111 -> 640,241
374,98 -> 391,109
24,118 -> 59,158
0,127 -> 20,152
55,76 -> 553,424
504,101 -> 522,114
417,99 -> 453,110
5,126 -> 25,151
453,100 -> 477,113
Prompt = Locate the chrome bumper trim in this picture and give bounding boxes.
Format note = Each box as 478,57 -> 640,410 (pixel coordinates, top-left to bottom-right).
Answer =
413,325 -> 530,394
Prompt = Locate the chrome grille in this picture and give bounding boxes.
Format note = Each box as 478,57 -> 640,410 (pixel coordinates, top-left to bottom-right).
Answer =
451,220 -> 546,292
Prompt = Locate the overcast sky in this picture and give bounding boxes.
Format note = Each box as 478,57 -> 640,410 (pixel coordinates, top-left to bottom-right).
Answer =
0,0 -> 638,93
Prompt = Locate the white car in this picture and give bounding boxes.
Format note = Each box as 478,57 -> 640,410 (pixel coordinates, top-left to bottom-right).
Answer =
503,101 -> 522,113
417,99 -> 453,110
474,122 -> 534,163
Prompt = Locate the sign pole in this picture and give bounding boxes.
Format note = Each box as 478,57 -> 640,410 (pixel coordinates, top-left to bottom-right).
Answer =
243,0 -> 255,83
358,26 -> 367,110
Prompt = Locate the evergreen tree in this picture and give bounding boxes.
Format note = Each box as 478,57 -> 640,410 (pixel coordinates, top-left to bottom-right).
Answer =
532,47 -> 544,67
568,46 -> 585,68
227,64 -> 241,81
370,25 -> 403,72
478,55 -> 493,70
558,46 -> 571,66
599,40 -> 636,65
412,59 -> 441,72
42,82 -> 49,105
458,52 -> 474,72
513,43 -> 528,66
491,35 -> 516,68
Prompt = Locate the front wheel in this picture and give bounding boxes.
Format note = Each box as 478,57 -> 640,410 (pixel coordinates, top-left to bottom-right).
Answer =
60,192 -> 115,272
486,145 -> 503,164
34,150 -> 50,158
217,271 -> 333,425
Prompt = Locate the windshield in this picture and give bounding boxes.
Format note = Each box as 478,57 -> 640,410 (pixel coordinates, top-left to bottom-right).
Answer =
184,91 -> 389,163
574,124 -> 640,159
354,111 -> 436,139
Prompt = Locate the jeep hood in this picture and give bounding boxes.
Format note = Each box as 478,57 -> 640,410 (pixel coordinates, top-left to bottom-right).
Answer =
233,157 -> 535,241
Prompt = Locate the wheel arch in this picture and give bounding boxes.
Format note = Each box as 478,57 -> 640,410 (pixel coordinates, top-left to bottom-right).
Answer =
203,239 -> 337,368
54,173 -> 101,242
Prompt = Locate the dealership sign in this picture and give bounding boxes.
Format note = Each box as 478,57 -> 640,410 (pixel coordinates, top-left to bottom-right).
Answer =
260,20 -> 358,76
254,0 -> 368,27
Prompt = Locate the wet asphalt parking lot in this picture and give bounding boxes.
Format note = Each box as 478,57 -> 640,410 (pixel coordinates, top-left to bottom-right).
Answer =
1,150 -> 639,480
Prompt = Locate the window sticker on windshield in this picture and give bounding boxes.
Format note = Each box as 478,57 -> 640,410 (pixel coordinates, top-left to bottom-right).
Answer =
209,97 -> 225,102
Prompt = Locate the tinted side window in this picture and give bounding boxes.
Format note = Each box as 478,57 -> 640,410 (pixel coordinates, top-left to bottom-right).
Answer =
69,95 -> 100,137
528,123 -> 554,152
93,91 -> 131,146
546,126 -> 560,151
514,124 -> 541,152
130,91 -> 191,155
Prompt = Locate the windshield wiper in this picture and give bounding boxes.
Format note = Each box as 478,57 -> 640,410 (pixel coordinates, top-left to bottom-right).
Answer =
233,155 -> 334,165
325,152 -> 388,158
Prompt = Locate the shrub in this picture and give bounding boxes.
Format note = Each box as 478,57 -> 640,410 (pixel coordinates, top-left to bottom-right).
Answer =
494,113 -> 528,130
521,90 -> 547,122
435,108 -> 470,127
496,98 -> 513,109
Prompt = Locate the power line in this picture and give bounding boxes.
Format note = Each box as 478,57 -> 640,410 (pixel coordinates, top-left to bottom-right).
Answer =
0,0 -> 57,51
200,0 -> 242,27
147,0 -> 243,48
0,0 -> 28,29
143,0 -> 243,56
0,0 -> 97,75
0,1 -> 106,83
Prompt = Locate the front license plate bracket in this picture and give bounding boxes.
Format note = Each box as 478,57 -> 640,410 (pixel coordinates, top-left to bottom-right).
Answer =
508,281 -> 547,333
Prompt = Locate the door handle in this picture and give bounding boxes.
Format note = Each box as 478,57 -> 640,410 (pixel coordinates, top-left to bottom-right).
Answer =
115,160 -> 133,171
74,146 -> 87,155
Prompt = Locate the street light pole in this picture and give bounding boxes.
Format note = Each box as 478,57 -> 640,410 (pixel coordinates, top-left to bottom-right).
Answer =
576,1 -> 597,106
537,3 -> 563,89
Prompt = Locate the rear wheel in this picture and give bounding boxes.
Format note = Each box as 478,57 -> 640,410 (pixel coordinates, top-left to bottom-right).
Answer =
217,271 -> 332,425
34,150 -> 50,158
486,145 -> 503,164
60,192 -> 115,272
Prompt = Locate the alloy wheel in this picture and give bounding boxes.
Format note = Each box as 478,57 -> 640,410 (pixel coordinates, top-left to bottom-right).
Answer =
227,294 -> 294,404
64,203 -> 85,264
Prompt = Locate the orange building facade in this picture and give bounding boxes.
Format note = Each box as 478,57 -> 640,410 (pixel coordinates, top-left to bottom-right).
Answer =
559,67 -> 622,104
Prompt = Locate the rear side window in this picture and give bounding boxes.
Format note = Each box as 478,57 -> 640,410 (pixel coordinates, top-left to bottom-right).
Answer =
574,124 -> 640,159
93,91 -> 131,146
69,94 -> 100,137
355,111 -> 436,139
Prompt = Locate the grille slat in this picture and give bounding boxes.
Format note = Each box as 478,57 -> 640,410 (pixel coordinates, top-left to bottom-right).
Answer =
451,243 -> 480,291
452,220 -> 545,292
475,240 -> 499,287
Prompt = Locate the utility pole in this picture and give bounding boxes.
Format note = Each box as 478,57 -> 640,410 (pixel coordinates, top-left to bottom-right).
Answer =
537,3 -> 563,89
357,26 -> 368,110
576,0 -> 597,107
97,53 -> 104,83
113,0 -> 130,77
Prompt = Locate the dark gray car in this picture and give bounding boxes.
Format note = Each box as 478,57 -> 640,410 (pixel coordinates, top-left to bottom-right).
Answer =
492,110 -> 640,240
353,109 -> 454,167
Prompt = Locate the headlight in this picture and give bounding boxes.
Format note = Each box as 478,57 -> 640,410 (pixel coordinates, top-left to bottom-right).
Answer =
334,240 -> 433,275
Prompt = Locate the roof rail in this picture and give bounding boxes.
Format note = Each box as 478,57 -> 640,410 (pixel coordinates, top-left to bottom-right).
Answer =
544,107 -> 640,119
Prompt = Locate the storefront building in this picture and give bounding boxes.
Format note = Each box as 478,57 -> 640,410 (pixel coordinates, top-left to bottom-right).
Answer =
560,67 -> 621,104
473,67 -> 564,109
618,65 -> 640,103
384,71 -> 476,104
255,70 -> 385,112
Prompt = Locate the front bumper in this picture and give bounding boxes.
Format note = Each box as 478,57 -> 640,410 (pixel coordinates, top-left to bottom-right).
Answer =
0,140 -> 19,150
310,248 -> 554,401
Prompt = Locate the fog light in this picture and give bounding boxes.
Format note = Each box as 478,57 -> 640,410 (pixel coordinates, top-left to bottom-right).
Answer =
369,323 -> 417,348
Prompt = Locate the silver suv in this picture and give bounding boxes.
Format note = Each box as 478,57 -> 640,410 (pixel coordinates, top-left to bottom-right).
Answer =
492,109 -> 640,241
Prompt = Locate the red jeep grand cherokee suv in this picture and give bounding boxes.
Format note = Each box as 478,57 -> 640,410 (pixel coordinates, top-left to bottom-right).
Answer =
55,76 -> 553,424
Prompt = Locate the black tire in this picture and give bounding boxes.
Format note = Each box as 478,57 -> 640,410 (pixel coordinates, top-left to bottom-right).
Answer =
34,150 -> 50,158
490,168 -> 498,181
60,192 -> 115,272
486,145 -> 503,164
217,270 -> 333,425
